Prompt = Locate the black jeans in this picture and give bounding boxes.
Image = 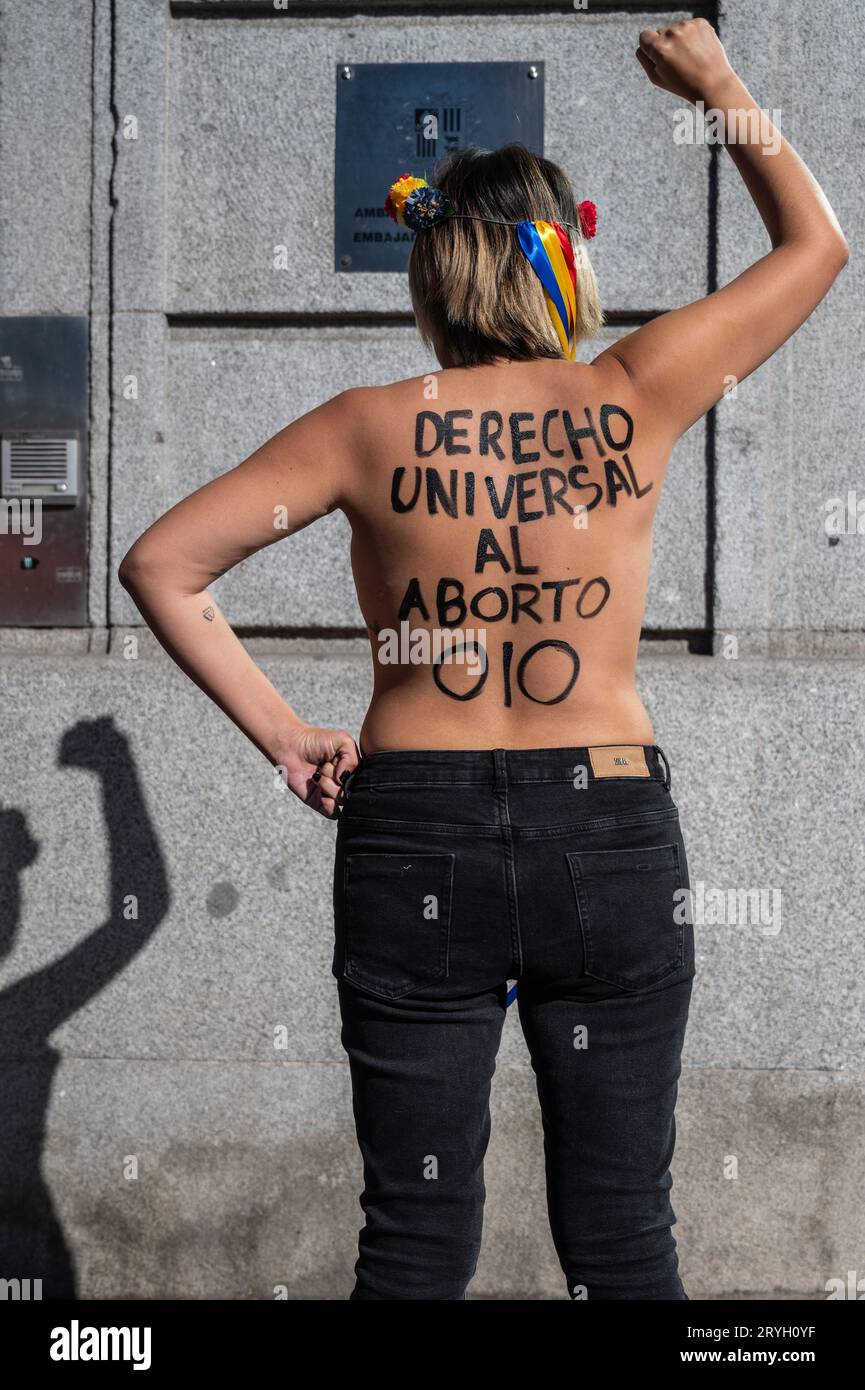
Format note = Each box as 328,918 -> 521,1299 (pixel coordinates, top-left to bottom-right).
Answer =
332,745 -> 695,1300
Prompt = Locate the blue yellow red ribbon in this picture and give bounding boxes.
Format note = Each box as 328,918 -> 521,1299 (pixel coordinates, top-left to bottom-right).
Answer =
516,220 -> 578,360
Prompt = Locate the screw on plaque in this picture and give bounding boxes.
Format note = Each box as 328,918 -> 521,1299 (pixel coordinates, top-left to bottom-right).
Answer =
341,66 -> 352,80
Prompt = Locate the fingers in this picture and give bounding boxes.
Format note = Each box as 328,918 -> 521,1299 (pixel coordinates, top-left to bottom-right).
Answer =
331,732 -> 360,792
305,772 -> 339,818
312,758 -> 340,799
638,18 -> 693,57
332,730 -> 360,771
313,786 -> 339,819
316,768 -> 343,802
638,26 -> 664,58
635,47 -> 660,85
313,730 -> 360,810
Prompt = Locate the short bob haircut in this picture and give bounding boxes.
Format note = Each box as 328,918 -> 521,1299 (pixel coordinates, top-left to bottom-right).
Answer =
408,143 -> 603,368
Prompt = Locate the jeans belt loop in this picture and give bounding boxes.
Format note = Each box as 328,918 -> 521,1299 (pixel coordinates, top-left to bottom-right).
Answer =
655,746 -> 672,793
492,748 -> 508,792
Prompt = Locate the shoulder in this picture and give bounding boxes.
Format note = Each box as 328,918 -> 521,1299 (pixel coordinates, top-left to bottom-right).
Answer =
327,376 -> 420,417
580,343 -> 672,448
300,383 -> 383,451
309,380 -> 414,493
582,345 -> 640,396
329,372 -> 441,437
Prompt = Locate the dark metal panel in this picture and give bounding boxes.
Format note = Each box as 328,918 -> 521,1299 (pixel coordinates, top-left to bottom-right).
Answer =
335,61 -> 544,272
0,316 -> 89,626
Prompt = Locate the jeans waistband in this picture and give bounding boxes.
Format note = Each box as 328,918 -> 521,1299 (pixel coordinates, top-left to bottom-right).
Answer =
341,744 -> 671,793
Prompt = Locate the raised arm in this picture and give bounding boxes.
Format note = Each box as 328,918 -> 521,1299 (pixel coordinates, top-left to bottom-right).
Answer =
118,388 -> 363,817
594,19 -> 849,440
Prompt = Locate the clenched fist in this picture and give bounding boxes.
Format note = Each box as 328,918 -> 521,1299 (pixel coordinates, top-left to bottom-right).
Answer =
636,17 -> 735,106
274,723 -> 360,819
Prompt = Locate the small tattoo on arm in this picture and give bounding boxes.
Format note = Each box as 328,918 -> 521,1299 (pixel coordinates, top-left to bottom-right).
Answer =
202,606 -> 215,621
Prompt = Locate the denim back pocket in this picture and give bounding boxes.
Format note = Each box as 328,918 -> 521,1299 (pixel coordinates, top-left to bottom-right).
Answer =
342,852 -> 454,999
565,844 -> 684,990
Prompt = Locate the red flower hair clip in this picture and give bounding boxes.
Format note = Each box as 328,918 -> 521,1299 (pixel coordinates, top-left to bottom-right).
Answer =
577,200 -> 597,240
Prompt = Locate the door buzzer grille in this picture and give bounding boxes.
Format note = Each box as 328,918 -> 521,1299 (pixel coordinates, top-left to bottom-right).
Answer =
1,431 -> 79,502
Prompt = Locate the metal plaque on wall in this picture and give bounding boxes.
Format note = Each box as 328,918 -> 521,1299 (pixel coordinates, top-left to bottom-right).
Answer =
335,62 -> 545,273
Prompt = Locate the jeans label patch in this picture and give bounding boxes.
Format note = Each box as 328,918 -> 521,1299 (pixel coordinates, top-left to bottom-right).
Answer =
588,745 -> 650,778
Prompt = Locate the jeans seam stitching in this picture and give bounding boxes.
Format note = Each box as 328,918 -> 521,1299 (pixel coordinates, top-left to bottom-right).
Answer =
339,815 -> 502,835
520,808 -> 679,840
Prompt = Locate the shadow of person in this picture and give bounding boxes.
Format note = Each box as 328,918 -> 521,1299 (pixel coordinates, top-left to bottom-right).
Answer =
0,716 -> 170,1298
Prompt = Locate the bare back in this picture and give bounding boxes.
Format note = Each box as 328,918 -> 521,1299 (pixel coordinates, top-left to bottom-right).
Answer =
117,19 -> 847,814
343,357 -> 667,754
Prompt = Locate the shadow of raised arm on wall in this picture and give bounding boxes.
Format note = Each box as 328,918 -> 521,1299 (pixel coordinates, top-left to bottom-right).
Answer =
0,716 -> 171,1298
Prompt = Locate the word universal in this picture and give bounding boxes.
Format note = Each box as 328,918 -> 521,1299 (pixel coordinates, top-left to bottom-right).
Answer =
391,403 -> 653,518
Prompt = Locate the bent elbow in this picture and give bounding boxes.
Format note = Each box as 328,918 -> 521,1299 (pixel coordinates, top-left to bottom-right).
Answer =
825,229 -> 850,274
117,557 -> 136,592
785,228 -> 850,279
117,552 -> 139,592
117,541 -> 158,593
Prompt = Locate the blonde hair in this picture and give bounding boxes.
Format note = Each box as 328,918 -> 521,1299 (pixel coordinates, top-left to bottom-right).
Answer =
408,143 -> 603,367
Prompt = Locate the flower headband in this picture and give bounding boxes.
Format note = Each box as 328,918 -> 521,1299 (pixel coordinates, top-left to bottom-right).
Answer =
385,173 -> 597,362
